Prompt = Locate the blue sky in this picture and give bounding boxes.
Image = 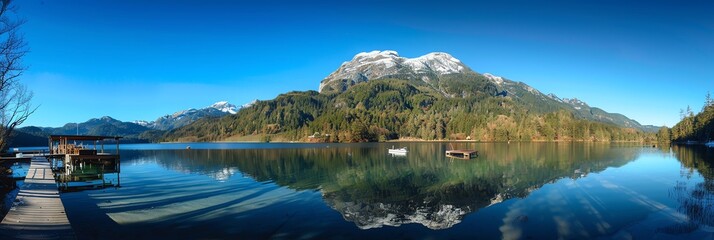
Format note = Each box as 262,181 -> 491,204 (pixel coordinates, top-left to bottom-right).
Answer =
15,0 -> 714,127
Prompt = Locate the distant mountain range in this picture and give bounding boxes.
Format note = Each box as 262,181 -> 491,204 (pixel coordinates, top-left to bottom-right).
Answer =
163,50 -> 659,143
133,101 -> 250,130
12,50 -> 659,146
10,100 -> 253,147
13,116 -> 151,146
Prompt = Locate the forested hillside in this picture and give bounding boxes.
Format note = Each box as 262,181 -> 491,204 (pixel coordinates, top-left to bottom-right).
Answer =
670,93 -> 714,142
164,78 -> 651,143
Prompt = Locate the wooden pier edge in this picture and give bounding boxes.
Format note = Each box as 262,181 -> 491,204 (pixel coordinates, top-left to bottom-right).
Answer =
0,156 -> 76,239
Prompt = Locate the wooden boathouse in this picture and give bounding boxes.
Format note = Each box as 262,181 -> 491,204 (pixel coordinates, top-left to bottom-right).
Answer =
48,135 -> 122,157
48,135 -> 122,189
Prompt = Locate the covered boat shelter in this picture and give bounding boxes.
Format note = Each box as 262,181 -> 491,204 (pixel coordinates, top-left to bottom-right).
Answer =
49,135 -> 122,156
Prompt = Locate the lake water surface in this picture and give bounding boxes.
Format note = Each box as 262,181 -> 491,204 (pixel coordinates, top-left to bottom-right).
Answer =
5,142 -> 714,239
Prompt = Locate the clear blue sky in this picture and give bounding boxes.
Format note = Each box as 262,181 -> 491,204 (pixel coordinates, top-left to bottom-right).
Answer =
15,0 -> 714,127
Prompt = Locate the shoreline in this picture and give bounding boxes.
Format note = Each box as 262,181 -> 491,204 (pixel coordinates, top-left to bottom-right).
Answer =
160,139 -> 655,144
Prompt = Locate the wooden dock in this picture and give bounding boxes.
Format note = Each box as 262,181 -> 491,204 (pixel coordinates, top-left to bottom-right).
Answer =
0,156 -> 76,239
446,150 -> 478,159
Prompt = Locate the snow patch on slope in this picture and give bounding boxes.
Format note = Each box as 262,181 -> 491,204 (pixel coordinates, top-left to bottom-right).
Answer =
483,73 -> 504,85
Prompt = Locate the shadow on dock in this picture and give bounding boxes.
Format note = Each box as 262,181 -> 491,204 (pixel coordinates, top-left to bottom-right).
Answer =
0,157 -> 75,239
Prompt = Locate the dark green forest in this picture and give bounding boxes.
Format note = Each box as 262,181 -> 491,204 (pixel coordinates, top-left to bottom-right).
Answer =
164,78 -> 652,143
669,92 -> 714,142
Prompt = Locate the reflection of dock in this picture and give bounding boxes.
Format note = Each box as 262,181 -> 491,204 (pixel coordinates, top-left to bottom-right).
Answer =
0,156 -> 75,239
48,135 -> 122,190
445,150 -> 478,159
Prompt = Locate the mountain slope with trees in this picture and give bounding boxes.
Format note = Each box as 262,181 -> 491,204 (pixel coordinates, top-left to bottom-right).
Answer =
670,92 -> 714,142
164,78 -> 651,143
163,51 -> 654,143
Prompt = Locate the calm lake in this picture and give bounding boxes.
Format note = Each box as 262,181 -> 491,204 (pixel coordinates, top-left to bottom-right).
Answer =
3,142 -> 714,239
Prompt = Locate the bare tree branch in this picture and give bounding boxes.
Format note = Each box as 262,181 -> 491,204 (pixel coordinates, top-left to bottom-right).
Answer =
0,0 -> 33,151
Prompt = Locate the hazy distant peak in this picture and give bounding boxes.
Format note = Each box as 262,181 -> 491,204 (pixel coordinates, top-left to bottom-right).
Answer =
90,116 -> 119,123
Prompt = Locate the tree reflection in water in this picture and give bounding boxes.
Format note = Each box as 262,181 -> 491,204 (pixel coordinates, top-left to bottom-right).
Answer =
125,142 -> 641,230
666,145 -> 714,234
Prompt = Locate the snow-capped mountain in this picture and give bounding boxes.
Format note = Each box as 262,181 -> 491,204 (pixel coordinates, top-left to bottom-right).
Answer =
317,50 -> 658,132
210,101 -> 238,114
319,50 -> 470,93
562,98 -> 589,110
136,101 -> 242,131
241,99 -> 258,109
134,120 -> 151,127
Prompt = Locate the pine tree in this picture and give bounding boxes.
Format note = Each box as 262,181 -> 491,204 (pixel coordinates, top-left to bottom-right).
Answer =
657,126 -> 671,143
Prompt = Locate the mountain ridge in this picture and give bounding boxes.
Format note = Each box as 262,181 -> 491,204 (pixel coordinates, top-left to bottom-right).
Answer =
162,49 -> 657,143
12,50 -> 659,146
321,50 -> 656,132
136,101 -> 242,130
319,50 -> 471,94
9,100 -> 252,147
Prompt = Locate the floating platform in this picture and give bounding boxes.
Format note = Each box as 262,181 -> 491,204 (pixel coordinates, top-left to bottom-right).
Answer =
0,157 -> 76,239
446,150 -> 478,159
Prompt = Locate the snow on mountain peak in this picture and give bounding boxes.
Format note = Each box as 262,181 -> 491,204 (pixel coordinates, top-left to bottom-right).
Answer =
242,99 -> 258,109
419,52 -> 460,63
405,52 -> 464,74
562,98 -> 589,110
353,50 -> 399,60
172,108 -> 197,118
133,120 -> 151,127
210,101 -> 238,114
320,50 -> 469,92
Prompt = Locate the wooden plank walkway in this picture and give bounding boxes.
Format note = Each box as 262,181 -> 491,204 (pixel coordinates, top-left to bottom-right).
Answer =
0,156 -> 76,239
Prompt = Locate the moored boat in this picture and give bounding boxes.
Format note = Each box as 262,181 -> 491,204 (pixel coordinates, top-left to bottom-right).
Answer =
388,146 -> 408,154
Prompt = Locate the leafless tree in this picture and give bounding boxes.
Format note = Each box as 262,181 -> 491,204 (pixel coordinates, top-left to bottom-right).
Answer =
0,0 -> 35,151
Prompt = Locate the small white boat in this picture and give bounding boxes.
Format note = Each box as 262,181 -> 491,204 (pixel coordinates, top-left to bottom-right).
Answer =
388,147 -> 408,154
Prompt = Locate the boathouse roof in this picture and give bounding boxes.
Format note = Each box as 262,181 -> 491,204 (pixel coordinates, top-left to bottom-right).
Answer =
49,135 -> 123,141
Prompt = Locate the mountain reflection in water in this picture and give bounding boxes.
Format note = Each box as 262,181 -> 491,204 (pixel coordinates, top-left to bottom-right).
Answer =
120,143 -> 641,230
57,142 -> 714,239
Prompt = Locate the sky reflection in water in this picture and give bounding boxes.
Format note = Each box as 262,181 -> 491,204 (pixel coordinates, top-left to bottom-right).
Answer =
58,143 -> 714,239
